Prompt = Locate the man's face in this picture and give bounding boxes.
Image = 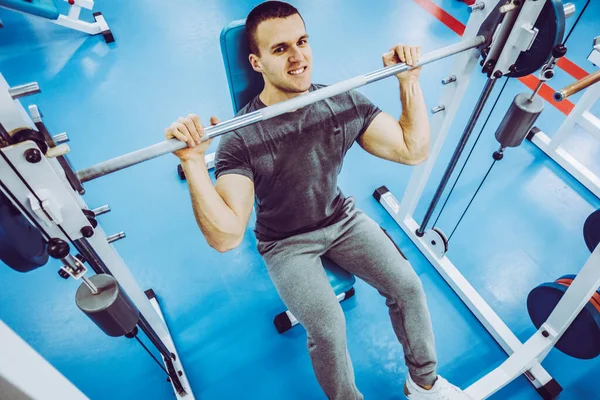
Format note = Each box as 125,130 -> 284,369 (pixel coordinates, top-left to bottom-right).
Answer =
250,14 -> 312,93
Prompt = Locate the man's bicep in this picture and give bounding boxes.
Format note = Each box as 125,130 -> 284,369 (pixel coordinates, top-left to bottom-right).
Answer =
357,112 -> 409,162
215,173 -> 255,227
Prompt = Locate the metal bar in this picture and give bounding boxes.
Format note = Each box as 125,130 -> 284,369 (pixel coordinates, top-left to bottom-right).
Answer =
529,80 -> 544,102
107,231 -> 125,243
76,36 -> 486,183
416,78 -> 497,235
92,204 -> 111,216
563,3 -> 576,19
81,275 -> 99,294
441,75 -> 457,85
468,2 -> 485,13
8,82 -> 40,100
554,69 -> 600,101
53,132 -> 69,144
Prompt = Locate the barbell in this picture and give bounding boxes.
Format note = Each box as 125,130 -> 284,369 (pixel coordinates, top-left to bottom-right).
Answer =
72,1 -> 568,187
75,36 -> 485,183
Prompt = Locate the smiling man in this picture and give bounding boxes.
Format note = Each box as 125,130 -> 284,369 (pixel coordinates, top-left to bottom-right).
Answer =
165,2 -> 469,399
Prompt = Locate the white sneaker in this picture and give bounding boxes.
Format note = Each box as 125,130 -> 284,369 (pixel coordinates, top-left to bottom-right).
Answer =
404,374 -> 472,400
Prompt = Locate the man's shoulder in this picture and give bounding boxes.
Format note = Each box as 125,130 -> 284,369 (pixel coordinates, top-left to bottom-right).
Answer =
220,96 -> 263,143
235,95 -> 263,117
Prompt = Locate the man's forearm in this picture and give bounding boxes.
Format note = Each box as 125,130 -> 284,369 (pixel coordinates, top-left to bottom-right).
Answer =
181,157 -> 242,251
398,77 -> 430,161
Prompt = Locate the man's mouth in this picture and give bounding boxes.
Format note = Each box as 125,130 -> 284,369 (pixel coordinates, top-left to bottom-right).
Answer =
288,67 -> 306,76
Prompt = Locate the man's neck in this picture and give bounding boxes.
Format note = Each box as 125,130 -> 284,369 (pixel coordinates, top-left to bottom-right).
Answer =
259,83 -> 309,106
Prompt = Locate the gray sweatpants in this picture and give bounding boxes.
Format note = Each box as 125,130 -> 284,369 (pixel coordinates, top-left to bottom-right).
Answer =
257,198 -> 437,399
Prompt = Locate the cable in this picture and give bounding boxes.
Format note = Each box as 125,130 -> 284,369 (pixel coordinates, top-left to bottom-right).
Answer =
134,335 -> 170,377
562,0 -> 590,46
442,0 -> 592,241
448,159 -> 497,242
432,77 -> 510,228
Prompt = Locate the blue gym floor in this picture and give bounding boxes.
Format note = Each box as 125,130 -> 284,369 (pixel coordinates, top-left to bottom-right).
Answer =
1,1 -> 599,399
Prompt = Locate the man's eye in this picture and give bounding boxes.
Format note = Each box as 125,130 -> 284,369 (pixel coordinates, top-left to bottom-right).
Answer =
275,47 -> 284,54
298,39 -> 307,46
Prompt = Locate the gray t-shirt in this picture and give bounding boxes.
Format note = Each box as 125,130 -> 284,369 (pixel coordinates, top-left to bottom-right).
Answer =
215,84 -> 381,242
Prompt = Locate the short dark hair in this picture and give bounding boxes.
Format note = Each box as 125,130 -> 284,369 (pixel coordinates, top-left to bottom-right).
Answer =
246,1 -> 304,55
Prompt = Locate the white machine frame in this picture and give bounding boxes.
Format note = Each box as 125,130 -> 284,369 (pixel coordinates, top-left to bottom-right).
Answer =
2,1 -> 599,399
529,39 -> 600,198
0,0 -> 112,41
0,74 -> 194,399
54,0 -> 109,37
375,1 -> 600,398
0,321 -> 88,400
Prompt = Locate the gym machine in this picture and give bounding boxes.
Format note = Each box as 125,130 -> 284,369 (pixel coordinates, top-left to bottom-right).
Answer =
0,0 -> 114,43
0,321 -> 88,399
372,0 -> 600,398
527,208 -> 600,360
528,36 -> 600,198
0,1 -> 594,398
0,74 -> 193,399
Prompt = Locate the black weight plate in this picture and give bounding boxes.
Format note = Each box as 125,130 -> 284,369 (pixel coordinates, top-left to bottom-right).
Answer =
527,282 -> 600,359
0,191 -> 48,272
584,209 -> 600,253
507,0 -> 566,78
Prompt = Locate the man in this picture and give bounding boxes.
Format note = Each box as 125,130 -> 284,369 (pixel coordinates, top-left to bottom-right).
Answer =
165,2 -> 469,399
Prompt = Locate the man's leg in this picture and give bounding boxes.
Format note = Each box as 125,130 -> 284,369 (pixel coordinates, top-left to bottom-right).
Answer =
258,233 -> 363,400
323,206 -> 437,388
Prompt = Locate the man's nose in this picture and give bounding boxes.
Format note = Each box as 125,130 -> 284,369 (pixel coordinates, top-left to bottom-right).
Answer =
288,45 -> 303,62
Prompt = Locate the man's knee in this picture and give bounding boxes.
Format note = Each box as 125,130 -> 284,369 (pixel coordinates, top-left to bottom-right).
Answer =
305,306 -> 347,349
387,266 -> 426,300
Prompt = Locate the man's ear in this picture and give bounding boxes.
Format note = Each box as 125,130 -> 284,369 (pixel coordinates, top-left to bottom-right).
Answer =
249,53 -> 263,73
